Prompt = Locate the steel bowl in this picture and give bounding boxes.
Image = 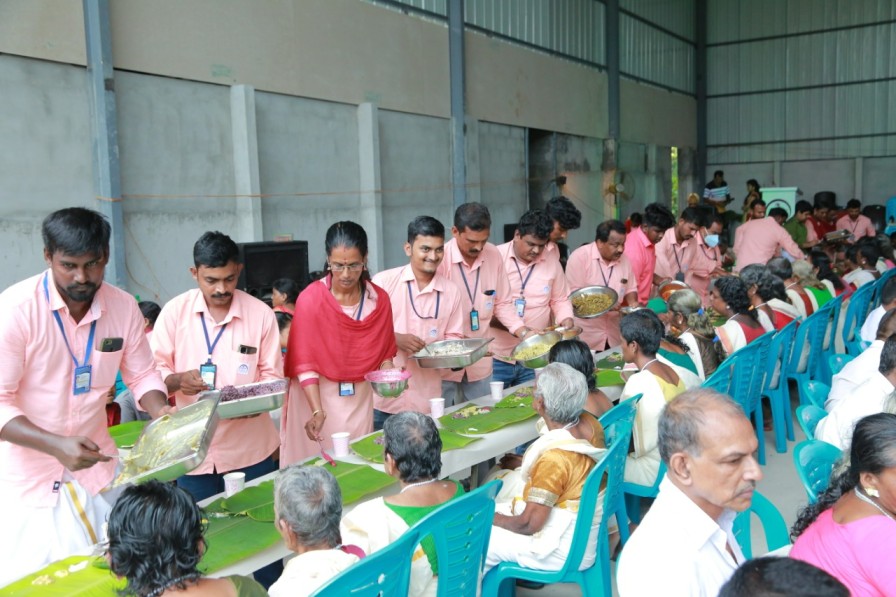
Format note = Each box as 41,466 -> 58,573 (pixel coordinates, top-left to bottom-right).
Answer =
620,306 -> 645,315
568,286 -> 618,319
658,280 -> 690,301
548,325 -> 583,341
510,331 -> 562,369
365,368 -> 412,398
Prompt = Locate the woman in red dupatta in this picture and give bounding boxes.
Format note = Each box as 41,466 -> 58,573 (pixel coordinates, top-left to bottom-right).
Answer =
280,222 -> 397,466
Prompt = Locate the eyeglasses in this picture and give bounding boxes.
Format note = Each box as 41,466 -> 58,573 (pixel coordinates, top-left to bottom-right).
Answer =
329,262 -> 364,272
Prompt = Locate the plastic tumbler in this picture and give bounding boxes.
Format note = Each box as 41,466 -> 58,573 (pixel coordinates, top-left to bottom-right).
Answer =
223,472 -> 246,497
490,381 -> 504,401
430,397 -> 445,418
331,432 -> 351,457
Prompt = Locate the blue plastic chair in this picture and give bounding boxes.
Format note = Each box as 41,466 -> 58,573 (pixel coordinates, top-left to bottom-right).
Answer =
727,333 -> 774,465
313,527 -> 418,596
732,491 -> 790,559
481,435 -> 628,597
871,266 -> 896,307
411,479 -> 501,597
801,380 -> 830,410
793,440 -> 842,504
796,404 -> 827,440
762,319 -> 799,447
828,353 -> 855,378
702,357 -> 734,396
598,395 -> 639,545
787,306 -> 832,401
842,282 -> 875,355
815,298 -> 844,382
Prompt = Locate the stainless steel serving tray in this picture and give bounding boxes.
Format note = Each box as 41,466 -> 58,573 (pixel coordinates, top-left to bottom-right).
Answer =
110,395 -> 220,488
411,338 -> 493,369
205,379 -> 287,419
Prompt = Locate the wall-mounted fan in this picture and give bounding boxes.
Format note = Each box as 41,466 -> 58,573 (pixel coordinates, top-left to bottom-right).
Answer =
606,170 -> 635,204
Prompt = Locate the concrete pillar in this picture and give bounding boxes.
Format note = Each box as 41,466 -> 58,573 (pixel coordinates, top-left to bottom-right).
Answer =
230,85 -> 263,242
358,102 -> 385,273
465,117 -> 481,205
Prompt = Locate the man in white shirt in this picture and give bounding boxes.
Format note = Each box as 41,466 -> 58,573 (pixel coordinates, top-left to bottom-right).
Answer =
859,277 -> 896,344
828,310 -> 896,411
617,389 -> 762,596
815,336 -> 896,450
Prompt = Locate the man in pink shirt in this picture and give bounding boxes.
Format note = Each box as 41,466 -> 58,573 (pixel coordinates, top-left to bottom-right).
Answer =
732,211 -> 805,272
836,199 -> 877,242
151,231 -> 282,502
566,219 -> 638,349
372,216 -> 464,427
492,210 -> 575,388
542,195 -> 582,269
624,203 -> 676,304
438,203 -> 527,404
0,208 -> 170,585
654,208 -> 704,283
687,213 -> 728,301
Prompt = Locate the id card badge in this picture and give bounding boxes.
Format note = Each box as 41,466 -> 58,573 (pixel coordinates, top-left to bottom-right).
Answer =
675,271 -> 686,282
199,362 -> 217,390
339,382 -> 355,397
515,297 -> 526,318
73,365 -> 92,395
470,309 -> 480,331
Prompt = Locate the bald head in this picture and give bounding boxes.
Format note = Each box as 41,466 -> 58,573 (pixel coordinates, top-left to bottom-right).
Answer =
658,388 -> 746,464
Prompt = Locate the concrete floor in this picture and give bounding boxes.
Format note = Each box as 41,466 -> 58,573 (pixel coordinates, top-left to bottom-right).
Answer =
513,387 -> 809,597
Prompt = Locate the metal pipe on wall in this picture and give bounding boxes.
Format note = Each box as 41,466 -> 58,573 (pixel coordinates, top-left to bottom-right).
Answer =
448,0 -> 466,211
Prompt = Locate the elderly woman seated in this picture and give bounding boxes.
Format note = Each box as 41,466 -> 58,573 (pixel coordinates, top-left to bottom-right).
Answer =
666,288 -> 723,378
619,310 -> 686,486
485,362 -> 607,573
791,413 -> 896,594
269,465 -> 360,596
341,411 -> 463,597
106,480 -> 267,597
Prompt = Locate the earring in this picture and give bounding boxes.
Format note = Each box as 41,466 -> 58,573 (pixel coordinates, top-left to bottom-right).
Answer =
865,486 -> 880,498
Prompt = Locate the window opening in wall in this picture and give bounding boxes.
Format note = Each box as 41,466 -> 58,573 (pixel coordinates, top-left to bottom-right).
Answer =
671,147 -> 679,209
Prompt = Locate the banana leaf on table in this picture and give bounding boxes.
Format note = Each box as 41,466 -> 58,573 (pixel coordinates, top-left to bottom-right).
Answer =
0,556 -> 123,596
200,514 -> 282,574
438,403 -> 538,434
351,429 -> 482,464
493,386 -> 534,409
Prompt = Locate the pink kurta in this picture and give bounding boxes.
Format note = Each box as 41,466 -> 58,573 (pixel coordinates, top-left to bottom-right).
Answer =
566,243 -> 636,349
732,218 -> 805,272
686,232 -> 722,301
0,272 -> 167,506
624,226 -> 657,304
151,289 -> 282,475
437,240 -> 524,383
491,242 -> 575,361
836,214 -> 876,242
654,233 -> 699,281
280,283 -> 382,466
371,265 -> 464,414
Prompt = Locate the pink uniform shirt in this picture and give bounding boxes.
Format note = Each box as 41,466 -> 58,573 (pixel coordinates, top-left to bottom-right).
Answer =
686,232 -> 722,300
732,218 -> 805,272
0,272 -> 167,506
566,243 -> 636,349
654,232 -> 700,281
437,240 -> 523,382
624,226 -> 657,304
492,241 -> 575,361
371,265 -> 464,414
151,289 -> 282,475
836,214 -> 876,241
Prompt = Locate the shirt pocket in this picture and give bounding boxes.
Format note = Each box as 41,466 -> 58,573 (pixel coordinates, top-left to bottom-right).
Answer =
232,348 -> 259,383
92,348 -> 123,390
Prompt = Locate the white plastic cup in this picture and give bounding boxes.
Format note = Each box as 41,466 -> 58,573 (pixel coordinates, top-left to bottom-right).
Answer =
534,367 -> 545,380
430,397 -> 445,418
331,432 -> 351,457
223,472 -> 246,497
490,381 -> 504,401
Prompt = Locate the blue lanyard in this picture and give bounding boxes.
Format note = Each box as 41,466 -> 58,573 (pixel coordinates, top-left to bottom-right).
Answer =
43,274 -> 96,369
596,261 -> 614,287
457,263 -> 480,304
513,259 -> 536,295
199,314 -> 227,361
406,282 -> 440,320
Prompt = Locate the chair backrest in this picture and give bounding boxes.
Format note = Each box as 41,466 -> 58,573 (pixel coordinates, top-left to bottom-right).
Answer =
796,404 -> 828,440
802,380 -> 831,409
793,439 -> 842,504
821,294 -> 845,355
764,319 -> 798,394
598,394 -> 639,450
842,282 -> 875,348
701,357 -> 734,396
410,479 -> 501,597
789,305 -> 832,377
732,491 -> 790,559
872,267 -> 896,307
313,527 -> 419,596
728,335 -> 772,415
828,353 -> 855,377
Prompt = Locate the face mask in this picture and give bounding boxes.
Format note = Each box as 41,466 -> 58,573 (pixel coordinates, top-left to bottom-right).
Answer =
704,234 -> 720,248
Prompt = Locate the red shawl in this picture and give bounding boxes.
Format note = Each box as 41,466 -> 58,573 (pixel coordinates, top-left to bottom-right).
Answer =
285,277 -> 397,382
